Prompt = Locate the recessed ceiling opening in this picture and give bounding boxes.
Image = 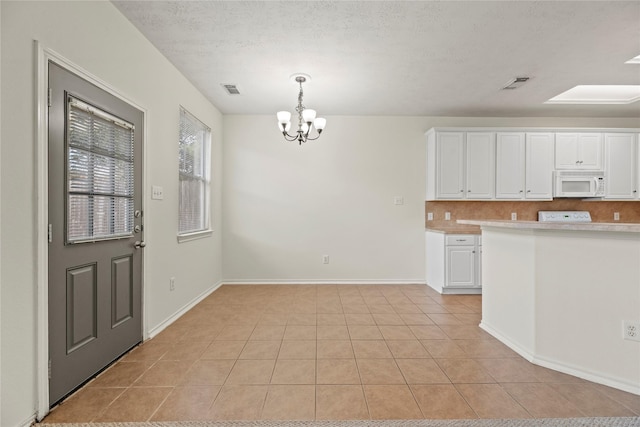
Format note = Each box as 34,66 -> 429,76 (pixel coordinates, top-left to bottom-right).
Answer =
546,85 -> 640,105
625,54 -> 640,64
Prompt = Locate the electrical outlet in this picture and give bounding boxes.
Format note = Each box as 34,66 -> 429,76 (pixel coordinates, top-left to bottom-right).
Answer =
623,321 -> 640,342
614,212 -> 620,221
445,212 -> 451,221
427,212 -> 433,221
511,212 -> 517,221
169,277 -> 175,291
394,196 -> 404,205
322,255 -> 330,264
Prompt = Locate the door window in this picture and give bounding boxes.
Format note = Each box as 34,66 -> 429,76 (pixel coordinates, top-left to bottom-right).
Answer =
66,96 -> 135,243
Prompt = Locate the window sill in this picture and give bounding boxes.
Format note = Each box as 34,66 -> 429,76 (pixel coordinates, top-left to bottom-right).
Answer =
177,229 -> 213,243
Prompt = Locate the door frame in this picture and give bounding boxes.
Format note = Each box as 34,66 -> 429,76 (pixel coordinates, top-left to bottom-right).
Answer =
35,41 -> 148,420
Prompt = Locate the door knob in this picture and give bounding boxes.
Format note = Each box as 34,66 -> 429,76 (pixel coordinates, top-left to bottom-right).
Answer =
134,241 -> 146,249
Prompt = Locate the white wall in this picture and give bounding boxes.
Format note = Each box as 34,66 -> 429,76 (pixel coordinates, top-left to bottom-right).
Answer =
1,2 -> 222,426
222,115 -> 640,283
222,115 -> 427,283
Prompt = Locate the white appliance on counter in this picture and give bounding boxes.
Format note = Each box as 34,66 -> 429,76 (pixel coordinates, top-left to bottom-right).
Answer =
553,170 -> 605,198
538,210 -> 592,222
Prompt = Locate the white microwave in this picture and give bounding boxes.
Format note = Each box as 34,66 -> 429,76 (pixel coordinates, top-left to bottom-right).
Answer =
554,171 -> 605,198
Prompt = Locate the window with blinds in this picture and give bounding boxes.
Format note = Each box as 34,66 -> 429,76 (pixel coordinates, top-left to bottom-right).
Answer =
178,107 -> 211,236
67,96 -> 135,243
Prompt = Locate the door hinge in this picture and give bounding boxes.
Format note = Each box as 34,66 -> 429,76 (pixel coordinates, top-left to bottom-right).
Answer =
48,224 -> 52,243
47,88 -> 52,108
48,360 -> 52,379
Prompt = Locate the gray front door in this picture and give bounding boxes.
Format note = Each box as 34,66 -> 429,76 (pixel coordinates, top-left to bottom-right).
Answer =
48,62 -> 143,405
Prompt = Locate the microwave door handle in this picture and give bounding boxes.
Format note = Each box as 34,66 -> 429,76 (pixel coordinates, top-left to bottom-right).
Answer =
593,177 -> 599,192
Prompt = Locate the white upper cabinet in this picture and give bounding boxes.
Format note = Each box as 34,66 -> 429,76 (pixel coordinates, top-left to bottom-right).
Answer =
495,132 -> 554,200
426,131 -> 494,200
555,133 -> 603,170
426,127 -> 636,202
437,132 -> 465,199
495,133 -> 525,199
466,132 -> 495,199
525,133 -> 555,199
604,133 -> 638,199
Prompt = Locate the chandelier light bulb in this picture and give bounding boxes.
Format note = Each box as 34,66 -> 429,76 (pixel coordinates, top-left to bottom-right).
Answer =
301,122 -> 309,134
313,117 -> 326,131
277,111 -> 291,124
302,109 -> 316,123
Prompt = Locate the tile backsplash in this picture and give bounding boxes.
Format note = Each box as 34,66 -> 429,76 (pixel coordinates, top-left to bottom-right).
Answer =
426,200 -> 640,227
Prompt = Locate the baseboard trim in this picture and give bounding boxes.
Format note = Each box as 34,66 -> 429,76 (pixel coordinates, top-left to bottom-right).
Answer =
479,321 -> 535,361
531,354 -> 640,396
480,321 -> 640,396
15,413 -> 36,427
147,280 -> 223,340
220,280 -> 427,286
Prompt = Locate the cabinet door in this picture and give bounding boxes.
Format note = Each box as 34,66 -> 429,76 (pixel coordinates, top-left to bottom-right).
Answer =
578,133 -> 603,169
605,133 -> 637,199
437,132 -> 465,199
556,133 -> 603,169
446,246 -> 475,287
466,132 -> 495,199
495,132 -> 525,199
525,133 -> 554,199
555,133 -> 579,169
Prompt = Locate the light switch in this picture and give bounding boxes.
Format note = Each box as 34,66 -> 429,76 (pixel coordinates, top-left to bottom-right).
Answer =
152,185 -> 164,200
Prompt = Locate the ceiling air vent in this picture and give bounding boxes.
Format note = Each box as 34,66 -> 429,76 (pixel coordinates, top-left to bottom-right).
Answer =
502,77 -> 530,90
222,84 -> 241,95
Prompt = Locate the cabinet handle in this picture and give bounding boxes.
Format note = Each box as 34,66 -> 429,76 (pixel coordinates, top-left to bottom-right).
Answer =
527,190 -> 531,193
519,190 -> 523,193
460,190 -> 464,192
467,190 -> 471,192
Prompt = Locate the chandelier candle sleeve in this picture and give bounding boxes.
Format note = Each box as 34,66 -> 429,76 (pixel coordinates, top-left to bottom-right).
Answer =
276,74 -> 326,145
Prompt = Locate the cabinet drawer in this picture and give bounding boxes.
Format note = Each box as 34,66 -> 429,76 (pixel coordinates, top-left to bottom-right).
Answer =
446,235 -> 475,246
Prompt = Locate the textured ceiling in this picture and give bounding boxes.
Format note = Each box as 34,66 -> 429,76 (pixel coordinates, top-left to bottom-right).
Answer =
112,1 -> 640,118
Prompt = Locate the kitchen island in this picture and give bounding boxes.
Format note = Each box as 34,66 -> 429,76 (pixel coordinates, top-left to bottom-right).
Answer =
458,219 -> 640,395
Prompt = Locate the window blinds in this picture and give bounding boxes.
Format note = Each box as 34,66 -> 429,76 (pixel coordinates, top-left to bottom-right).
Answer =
67,97 -> 135,243
178,107 -> 211,235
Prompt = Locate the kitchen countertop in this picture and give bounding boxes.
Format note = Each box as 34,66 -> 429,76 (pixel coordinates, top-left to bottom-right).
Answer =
425,224 -> 481,234
457,219 -> 640,233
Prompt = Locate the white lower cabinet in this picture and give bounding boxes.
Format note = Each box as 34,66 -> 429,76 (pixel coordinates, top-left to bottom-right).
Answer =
426,231 -> 481,294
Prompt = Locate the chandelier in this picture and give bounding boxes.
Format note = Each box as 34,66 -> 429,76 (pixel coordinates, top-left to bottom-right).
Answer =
277,74 -> 326,145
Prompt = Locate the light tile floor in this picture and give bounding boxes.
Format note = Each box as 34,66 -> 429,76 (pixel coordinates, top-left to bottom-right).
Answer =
42,284 -> 640,422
